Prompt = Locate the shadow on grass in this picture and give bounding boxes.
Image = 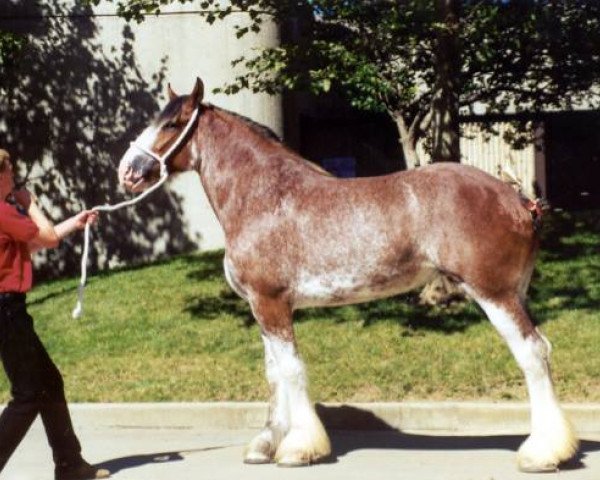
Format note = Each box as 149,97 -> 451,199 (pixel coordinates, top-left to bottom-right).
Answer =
180,250 -> 226,282
27,251 -> 218,308
184,285 -> 483,334
298,296 -> 483,333
26,284 -> 78,307
528,210 -> 600,318
183,250 -> 252,325
539,210 -> 600,261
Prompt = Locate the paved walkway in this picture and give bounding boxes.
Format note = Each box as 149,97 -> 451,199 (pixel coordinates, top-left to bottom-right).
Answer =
3,403 -> 600,480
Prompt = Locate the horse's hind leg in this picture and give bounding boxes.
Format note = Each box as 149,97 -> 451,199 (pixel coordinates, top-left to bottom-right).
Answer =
475,293 -> 578,472
244,295 -> 330,466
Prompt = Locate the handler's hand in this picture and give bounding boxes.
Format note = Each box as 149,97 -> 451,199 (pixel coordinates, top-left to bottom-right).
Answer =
73,210 -> 99,230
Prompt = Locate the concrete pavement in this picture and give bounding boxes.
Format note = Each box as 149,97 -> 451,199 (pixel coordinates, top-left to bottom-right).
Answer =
3,402 -> 600,480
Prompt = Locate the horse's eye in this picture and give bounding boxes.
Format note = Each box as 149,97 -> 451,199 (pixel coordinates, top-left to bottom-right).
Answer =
163,121 -> 179,130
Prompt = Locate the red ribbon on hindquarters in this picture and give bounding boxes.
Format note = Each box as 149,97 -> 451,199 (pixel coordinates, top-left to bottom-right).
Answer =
525,198 -> 544,219
521,196 -> 548,231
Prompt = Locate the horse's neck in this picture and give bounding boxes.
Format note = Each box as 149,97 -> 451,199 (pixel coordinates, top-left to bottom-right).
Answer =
198,108 -> 284,194
197,108 -> 313,234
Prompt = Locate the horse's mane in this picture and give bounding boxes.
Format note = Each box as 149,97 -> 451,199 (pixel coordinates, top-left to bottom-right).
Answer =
213,105 -> 282,142
211,105 -> 332,177
156,97 -> 280,138
158,98 -> 331,177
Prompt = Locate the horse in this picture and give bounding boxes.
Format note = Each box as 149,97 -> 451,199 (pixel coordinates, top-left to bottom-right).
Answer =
117,78 -> 578,472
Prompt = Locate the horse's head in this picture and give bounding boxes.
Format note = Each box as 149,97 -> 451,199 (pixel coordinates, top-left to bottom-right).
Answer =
118,78 -> 204,192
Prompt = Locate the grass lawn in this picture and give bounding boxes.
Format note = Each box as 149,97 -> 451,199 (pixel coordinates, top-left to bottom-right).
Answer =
0,210 -> 598,403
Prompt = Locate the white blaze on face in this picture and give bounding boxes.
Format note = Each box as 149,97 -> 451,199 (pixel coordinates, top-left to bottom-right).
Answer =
118,124 -> 160,188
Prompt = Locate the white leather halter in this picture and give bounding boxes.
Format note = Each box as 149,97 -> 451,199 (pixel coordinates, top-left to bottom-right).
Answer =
129,106 -> 201,177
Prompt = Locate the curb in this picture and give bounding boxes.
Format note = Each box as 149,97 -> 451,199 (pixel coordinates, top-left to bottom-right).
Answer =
64,402 -> 600,434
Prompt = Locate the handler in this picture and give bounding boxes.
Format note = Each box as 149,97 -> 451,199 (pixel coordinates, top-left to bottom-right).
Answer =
0,149 -> 109,479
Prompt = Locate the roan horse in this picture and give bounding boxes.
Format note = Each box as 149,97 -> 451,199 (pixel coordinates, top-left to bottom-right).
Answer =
118,78 -> 578,472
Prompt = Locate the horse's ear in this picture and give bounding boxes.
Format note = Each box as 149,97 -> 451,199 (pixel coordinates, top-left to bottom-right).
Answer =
167,83 -> 178,101
190,77 -> 205,105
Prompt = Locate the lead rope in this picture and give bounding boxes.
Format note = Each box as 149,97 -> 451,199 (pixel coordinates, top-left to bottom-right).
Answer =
72,108 -> 200,319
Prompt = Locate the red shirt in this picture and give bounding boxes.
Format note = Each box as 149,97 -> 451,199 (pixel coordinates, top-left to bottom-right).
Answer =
0,201 -> 39,293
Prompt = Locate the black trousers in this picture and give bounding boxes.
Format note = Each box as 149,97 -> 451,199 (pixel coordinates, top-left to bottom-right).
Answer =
0,293 -> 82,472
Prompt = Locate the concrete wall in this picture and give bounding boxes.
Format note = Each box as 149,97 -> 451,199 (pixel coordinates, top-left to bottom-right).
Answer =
0,0 -> 281,276
90,1 -> 282,252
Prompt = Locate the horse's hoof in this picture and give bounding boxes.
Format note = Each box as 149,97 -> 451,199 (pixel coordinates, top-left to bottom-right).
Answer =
276,453 -> 311,468
517,429 -> 579,473
275,446 -> 330,467
243,453 -> 272,465
517,457 -> 559,473
274,420 -> 331,467
244,438 -> 275,464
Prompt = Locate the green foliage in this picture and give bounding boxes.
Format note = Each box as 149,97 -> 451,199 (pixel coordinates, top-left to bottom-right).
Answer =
86,0 -> 600,161
462,1 -> 600,114
0,30 -> 26,67
89,1 -> 600,114
210,1 -> 439,120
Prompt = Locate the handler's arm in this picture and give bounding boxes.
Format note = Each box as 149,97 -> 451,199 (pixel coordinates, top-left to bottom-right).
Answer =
26,199 -> 60,249
28,211 -> 97,253
13,189 -> 98,252
12,189 -> 59,249
53,211 -> 97,240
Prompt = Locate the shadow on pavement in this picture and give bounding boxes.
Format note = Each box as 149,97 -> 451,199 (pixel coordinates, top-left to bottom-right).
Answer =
317,404 -> 600,471
94,446 -> 228,475
92,404 -> 600,475
330,432 -> 600,471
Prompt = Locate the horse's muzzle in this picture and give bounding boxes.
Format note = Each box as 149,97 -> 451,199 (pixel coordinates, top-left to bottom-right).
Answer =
118,150 -> 161,192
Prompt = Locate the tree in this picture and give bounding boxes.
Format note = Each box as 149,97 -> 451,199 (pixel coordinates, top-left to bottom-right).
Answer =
0,30 -> 26,68
431,0 -> 460,163
86,0 -> 600,169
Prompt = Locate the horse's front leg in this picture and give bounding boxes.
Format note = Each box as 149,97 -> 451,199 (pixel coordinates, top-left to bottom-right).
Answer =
243,333 -> 288,464
244,295 -> 331,466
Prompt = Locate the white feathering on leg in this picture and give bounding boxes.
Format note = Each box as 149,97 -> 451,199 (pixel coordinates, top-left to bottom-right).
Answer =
266,337 -> 331,466
477,299 -> 579,472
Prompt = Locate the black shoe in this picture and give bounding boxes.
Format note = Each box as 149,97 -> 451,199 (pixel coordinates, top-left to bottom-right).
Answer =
55,460 -> 110,480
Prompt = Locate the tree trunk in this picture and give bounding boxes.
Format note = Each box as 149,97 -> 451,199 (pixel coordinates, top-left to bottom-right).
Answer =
431,0 -> 460,163
418,0 -> 467,307
392,113 -> 420,169
400,136 -> 420,170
